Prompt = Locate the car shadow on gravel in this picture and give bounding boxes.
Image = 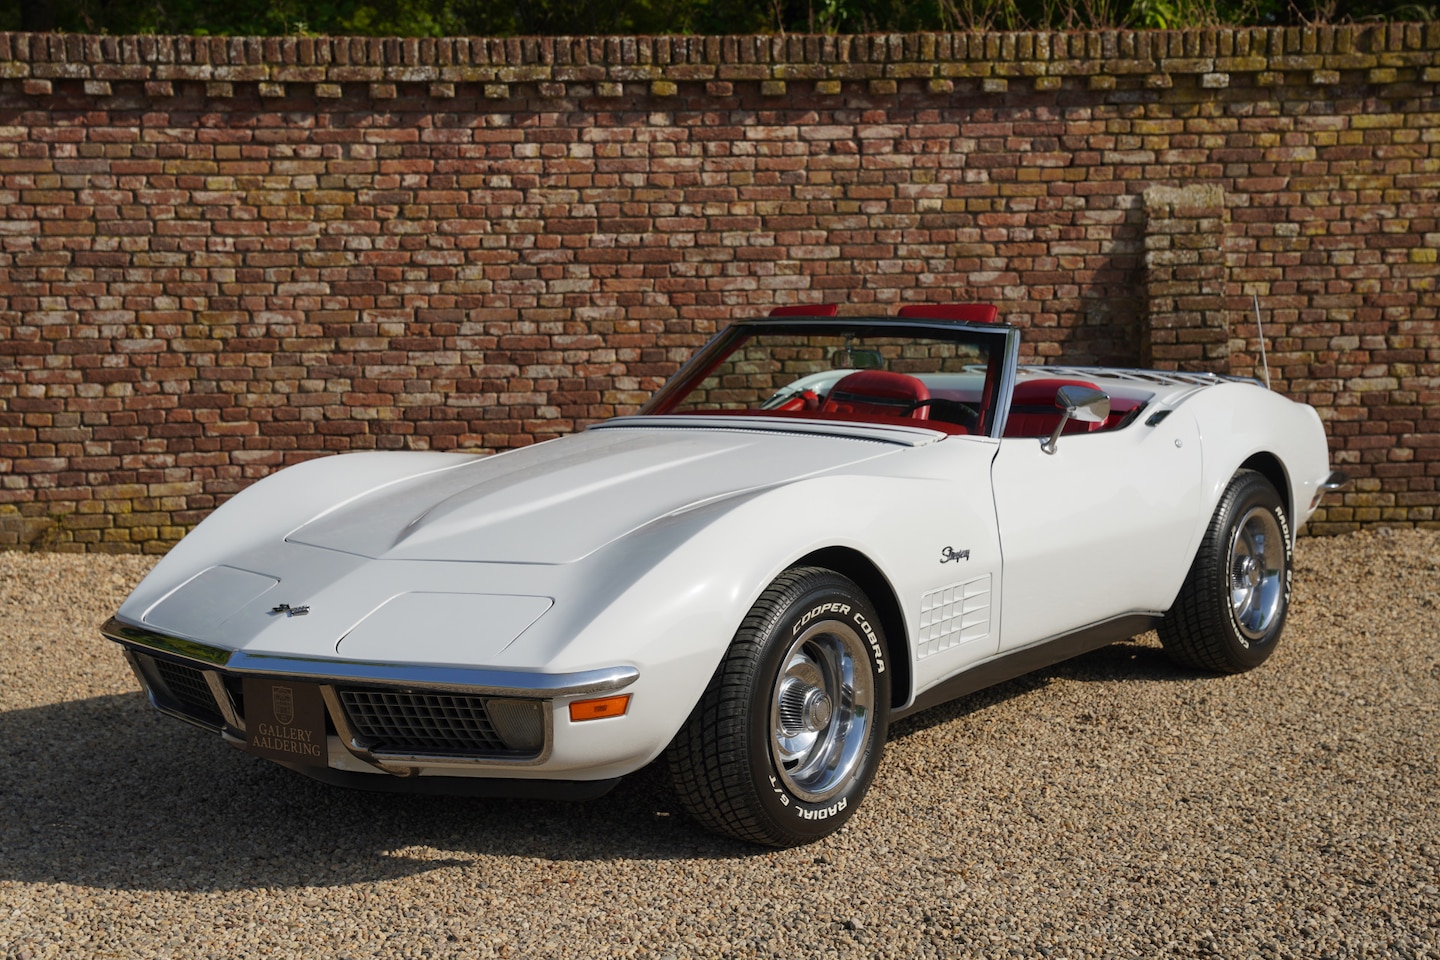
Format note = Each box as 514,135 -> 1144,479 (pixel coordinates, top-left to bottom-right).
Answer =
3,640 -> 1206,892
888,637 -> 1207,741
0,694 -> 752,893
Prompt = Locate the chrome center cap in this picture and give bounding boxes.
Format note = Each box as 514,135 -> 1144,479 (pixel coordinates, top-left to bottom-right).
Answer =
1236,555 -> 1259,586
803,689 -> 833,731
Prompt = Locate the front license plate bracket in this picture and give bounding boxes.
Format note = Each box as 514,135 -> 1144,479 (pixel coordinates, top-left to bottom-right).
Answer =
242,678 -> 327,765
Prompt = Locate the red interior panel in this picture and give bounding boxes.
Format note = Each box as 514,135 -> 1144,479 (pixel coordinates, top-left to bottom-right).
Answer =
1101,396 -> 1144,430
677,407 -> 969,434
771,390 -> 821,413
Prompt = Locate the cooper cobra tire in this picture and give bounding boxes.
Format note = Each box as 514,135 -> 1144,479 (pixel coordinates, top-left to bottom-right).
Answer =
1159,469 -> 1293,673
666,567 -> 890,847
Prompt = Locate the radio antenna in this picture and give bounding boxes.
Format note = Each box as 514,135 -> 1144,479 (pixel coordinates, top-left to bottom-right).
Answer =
1252,292 -> 1271,390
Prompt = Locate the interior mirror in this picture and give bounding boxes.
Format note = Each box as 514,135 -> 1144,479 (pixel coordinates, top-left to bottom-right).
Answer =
831,347 -> 884,370
1042,386 -> 1111,454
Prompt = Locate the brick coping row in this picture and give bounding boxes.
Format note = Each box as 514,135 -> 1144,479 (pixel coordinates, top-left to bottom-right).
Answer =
1,24 -> 1436,82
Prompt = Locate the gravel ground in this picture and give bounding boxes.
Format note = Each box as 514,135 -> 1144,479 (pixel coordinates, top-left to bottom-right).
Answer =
1,529 -> 1437,960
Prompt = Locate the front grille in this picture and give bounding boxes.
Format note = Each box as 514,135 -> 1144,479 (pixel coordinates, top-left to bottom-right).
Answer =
153,658 -> 220,716
339,689 -> 539,756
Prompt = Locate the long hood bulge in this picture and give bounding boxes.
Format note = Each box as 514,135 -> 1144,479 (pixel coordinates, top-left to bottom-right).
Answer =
286,427 -> 895,563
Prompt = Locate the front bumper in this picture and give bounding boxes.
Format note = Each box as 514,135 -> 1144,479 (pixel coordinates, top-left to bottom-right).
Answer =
103,617 -> 639,795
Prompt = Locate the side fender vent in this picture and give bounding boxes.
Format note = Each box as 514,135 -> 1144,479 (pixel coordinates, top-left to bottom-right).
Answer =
917,576 -> 992,659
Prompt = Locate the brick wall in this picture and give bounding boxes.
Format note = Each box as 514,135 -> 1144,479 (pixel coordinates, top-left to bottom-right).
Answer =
1,26 -> 1437,550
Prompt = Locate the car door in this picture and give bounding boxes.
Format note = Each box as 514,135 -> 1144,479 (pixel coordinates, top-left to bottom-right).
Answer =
989,408 -> 1203,651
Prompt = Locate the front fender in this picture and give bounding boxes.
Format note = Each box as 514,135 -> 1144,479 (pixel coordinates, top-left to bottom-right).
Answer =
529,467 -> 999,761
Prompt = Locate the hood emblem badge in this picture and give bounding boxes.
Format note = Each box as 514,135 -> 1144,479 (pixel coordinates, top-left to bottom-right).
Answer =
270,603 -> 311,617
939,547 -> 970,563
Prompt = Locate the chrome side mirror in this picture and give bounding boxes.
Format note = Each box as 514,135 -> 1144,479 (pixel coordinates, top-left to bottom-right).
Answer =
1041,385 -> 1111,455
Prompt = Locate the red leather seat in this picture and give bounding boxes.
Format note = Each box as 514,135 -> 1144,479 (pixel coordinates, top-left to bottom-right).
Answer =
1003,378 -> 1105,438
821,370 -> 931,422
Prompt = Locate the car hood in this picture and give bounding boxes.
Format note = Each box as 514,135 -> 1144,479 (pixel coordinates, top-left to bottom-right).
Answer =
285,424 -> 905,564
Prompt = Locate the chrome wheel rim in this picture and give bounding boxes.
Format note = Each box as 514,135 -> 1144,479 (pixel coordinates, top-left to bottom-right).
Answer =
770,620 -> 874,804
1229,506 -> 1286,641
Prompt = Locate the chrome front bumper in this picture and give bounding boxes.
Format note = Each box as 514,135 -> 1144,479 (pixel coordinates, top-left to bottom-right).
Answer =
102,617 -> 639,779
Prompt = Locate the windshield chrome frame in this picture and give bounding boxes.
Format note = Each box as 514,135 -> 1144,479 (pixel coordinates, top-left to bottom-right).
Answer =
639,317 -> 1020,439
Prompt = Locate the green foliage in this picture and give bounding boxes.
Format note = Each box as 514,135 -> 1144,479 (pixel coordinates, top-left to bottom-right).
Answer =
1130,0 -> 1180,27
2,0 -> 772,36
2,0 -> 1434,36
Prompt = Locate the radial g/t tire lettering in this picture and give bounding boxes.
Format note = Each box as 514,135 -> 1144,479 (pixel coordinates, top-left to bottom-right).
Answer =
1160,470 -> 1293,673
665,567 -> 890,847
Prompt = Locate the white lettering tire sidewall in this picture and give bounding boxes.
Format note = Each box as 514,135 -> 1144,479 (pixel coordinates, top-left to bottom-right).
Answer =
745,578 -> 890,842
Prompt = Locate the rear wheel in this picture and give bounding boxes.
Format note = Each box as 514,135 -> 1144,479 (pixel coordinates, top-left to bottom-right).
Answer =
1160,470 -> 1293,673
666,567 -> 890,847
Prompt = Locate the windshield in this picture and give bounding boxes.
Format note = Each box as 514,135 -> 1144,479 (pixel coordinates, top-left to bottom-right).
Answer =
641,320 -> 1011,436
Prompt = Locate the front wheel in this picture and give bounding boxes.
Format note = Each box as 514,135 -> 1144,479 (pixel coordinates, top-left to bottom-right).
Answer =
666,567 -> 890,847
1159,470 -> 1293,673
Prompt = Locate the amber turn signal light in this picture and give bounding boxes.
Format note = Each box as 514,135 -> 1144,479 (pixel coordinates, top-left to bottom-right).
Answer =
568,694 -> 631,722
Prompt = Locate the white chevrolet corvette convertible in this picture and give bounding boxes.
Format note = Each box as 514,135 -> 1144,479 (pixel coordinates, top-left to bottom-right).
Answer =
105,304 -> 1344,846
